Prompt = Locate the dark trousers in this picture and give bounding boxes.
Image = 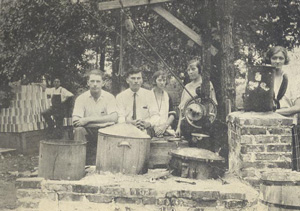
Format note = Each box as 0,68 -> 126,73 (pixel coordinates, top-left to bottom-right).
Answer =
42,106 -> 64,135
180,119 -> 214,150
74,126 -> 98,165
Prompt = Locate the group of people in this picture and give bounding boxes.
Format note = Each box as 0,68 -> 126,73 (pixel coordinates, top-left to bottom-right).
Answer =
42,59 -> 215,153
42,45 -> 300,165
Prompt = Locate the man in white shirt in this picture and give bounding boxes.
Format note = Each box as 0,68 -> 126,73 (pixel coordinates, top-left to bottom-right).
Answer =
42,78 -> 74,139
116,68 -> 159,136
72,70 -> 118,164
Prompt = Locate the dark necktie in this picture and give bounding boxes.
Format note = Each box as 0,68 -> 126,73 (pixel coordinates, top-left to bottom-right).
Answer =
132,93 -> 137,120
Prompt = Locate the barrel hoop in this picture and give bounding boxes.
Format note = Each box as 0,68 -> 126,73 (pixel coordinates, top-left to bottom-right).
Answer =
260,199 -> 300,210
262,180 -> 300,186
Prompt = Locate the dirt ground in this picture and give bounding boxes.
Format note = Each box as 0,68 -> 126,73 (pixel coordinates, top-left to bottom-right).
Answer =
0,151 -> 39,210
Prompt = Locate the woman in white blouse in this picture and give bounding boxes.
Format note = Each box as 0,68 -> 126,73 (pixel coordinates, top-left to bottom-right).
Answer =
176,59 -> 217,146
265,46 -> 300,118
151,71 -> 176,137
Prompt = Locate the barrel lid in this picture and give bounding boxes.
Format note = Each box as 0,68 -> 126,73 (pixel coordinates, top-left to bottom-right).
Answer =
261,170 -> 300,182
169,148 -> 224,162
98,123 -> 150,139
41,140 -> 87,146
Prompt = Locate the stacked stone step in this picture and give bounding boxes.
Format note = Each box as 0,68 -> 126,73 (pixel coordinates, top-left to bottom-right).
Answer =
0,85 -> 50,133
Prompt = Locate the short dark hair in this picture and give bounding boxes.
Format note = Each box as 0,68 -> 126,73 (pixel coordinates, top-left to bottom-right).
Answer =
265,46 -> 289,65
187,59 -> 202,74
87,69 -> 103,80
125,68 -> 142,79
152,70 -> 167,85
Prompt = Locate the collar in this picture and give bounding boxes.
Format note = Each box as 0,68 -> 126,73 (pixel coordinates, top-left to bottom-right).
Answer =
88,90 -> 103,102
129,88 -> 141,96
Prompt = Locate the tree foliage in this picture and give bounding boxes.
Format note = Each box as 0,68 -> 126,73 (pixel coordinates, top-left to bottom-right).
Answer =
0,0 -> 299,91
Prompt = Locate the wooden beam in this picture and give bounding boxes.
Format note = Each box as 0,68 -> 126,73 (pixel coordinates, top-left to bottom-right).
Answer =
151,5 -> 202,46
97,0 -> 172,11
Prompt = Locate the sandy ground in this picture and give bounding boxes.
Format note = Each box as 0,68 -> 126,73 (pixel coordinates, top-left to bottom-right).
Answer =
0,152 -> 39,210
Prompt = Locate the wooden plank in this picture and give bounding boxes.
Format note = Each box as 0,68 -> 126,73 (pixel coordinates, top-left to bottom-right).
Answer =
97,0 -> 172,11
152,5 -> 202,46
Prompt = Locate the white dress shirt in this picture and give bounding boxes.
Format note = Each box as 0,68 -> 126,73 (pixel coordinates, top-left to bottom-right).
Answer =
116,88 -> 160,126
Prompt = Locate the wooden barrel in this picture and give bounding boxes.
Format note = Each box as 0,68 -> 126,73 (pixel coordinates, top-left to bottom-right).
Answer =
38,140 -> 86,180
244,65 -> 275,112
96,124 -> 151,174
149,137 -> 189,169
260,171 -> 300,210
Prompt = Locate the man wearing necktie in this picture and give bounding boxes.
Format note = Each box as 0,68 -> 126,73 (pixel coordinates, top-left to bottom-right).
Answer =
116,68 -> 160,136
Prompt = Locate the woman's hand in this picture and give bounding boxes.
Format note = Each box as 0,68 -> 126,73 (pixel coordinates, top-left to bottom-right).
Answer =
154,124 -> 168,137
175,127 -> 181,137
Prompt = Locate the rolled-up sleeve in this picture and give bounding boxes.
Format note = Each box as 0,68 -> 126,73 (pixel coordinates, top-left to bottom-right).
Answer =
106,94 -> 118,115
72,96 -> 84,118
116,94 -> 126,123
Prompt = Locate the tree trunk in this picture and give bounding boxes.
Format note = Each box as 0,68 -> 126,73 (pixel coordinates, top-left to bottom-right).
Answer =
200,0 -> 212,99
99,46 -> 106,72
219,0 -> 235,120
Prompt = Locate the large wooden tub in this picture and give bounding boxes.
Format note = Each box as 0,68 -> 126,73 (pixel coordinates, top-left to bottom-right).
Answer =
259,171 -> 300,210
38,140 -> 86,180
96,124 -> 151,174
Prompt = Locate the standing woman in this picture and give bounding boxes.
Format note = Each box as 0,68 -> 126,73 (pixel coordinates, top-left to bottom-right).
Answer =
152,71 -> 177,137
264,46 -> 300,116
176,59 -> 217,146
265,46 -> 300,170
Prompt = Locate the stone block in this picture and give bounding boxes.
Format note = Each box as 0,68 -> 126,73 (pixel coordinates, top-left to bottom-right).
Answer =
240,135 -> 254,144
43,183 -> 72,192
17,189 -> 45,199
72,184 -> 98,194
266,144 -> 292,152
280,135 -> 293,143
165,190 -> 192,198
115,197 -> 143,204
222,199 -> 247,209
130,188 -> 157,196
191,191 -> 219,201
170,198 -> 199,207
85,195 -> 113,203
241,145 -> 265,154
142,197 -> 157,205
254,135 -> 280,144
156,198 -> 171,206
268,128 -> 292,135
220,192 -> 246,200
99,186 -> 126,196
17,198 -> 40,209
255,153 -> 280,160
16,177 -> 43,189
58,192 -> 84,201
241,127 -> 267,135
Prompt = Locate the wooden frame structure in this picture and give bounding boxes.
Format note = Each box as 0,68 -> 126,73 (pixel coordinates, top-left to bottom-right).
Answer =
72,0 -> 218,55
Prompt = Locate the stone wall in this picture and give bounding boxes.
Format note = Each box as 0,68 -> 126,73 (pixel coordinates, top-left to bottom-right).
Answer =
227,111 -> 294,187
16,175 -> 258,211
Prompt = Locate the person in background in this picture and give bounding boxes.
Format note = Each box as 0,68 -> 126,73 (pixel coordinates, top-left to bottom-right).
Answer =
72,69 -> 118,164
176,59 -> 217,147
116,68 -> 159,136
265,46 -> 300,171
42,78 -> 73,139
151,70 -> 176,137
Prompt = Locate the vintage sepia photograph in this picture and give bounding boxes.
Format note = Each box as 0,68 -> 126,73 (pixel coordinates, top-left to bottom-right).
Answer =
0,0 -> 300,210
